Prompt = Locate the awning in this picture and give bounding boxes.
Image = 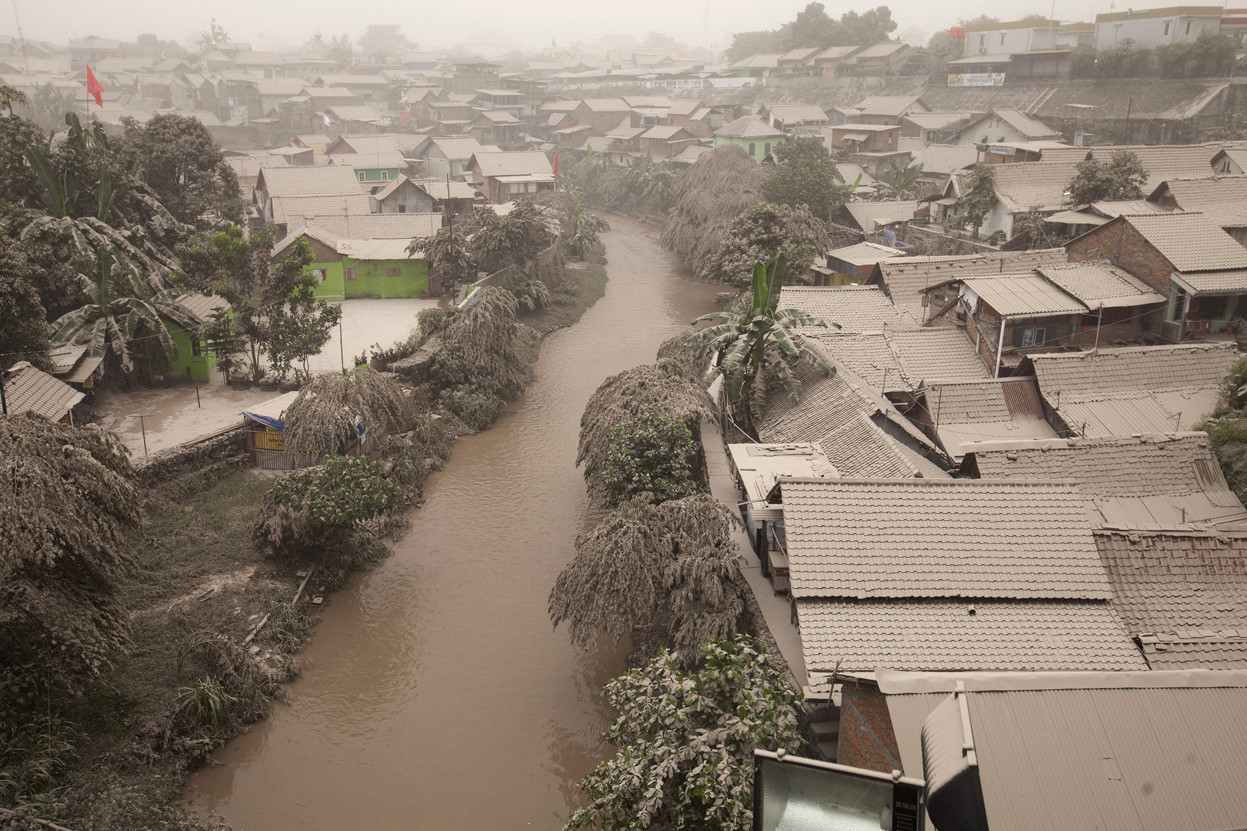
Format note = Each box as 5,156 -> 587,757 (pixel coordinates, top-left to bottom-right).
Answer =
241,391 -> 300,430
1045,210 -> 1109,226
63,355 -> 104,385
841,132 -> 870,142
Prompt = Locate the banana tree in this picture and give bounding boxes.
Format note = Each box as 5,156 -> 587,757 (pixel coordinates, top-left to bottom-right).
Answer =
50,248 -> 201,373
686,254 -> 837,422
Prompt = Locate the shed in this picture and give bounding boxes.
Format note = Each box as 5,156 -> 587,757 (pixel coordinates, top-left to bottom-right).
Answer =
1,361 -> 86,424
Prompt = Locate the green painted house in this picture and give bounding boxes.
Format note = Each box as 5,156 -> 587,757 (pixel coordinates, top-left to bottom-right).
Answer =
166,293 -> 230,383
324,135 -> 408,187
274,222 -> 433,301
712,116 -> 787,163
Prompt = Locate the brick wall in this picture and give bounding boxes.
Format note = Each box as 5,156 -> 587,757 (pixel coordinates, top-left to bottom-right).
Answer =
1066,220 -> 1174,295
836,684 -> 903,774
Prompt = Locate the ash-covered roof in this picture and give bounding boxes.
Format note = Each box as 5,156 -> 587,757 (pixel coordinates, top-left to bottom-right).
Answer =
777,478 -> 1111,600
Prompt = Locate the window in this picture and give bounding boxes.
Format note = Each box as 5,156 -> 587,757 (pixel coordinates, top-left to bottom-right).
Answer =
312,268 -> 327,284
1196,295 -> 1228,318
357,171 -> 365,183
749,142 -> 756,156
191,337 -> 203,358
398,203 -> 407,213
344,267 -> 357,282
387,267 -> 401,278
1020,327 -> 1047,347
380,171 -> 389,181
1000,33 -> 1006,46
1163,21 -> 1171,36
979,34 -> 987,52
1187,21 -> 1193,35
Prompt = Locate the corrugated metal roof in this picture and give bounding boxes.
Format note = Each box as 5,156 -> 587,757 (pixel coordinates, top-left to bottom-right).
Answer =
778,478 -> 1111,600
1038,261 -> 1166,308
798,598 -> 1146,676
869,248 -> 1067,318
884,669 -> 1247,831
1123,211 -> 1247,272
824,242 -> 907,269
964,273 -> 1087,316
2,362 -> 85,421
845,200 -> 919,232
472,150 -> 553,178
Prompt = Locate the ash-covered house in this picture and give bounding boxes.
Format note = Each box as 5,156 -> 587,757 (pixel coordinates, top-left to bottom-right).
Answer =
467,151 -> 554,203
1066,211 -> 1247,341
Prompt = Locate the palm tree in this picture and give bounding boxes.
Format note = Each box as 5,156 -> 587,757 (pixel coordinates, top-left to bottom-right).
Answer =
50,248 -> 201,373
686,254 -> 836,422
880,160 -> 925,200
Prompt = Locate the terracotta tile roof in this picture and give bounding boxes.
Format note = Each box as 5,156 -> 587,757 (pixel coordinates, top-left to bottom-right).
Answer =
990,160 -> 1080,214
757,362 -> 942,479
925,378 -> 1058,462
1028,344 -> 1237,440
1037,261 -> 1166,308
963,273 -> 1087,316
1,362 -> 85,422
1154,176 -> 1247,227
1042,142 -> 1226,187
970,433 -> 1247,531
811,327 -> 989,393
259,164 -> 365,198
869,248 -> 1067,317
779,286 -> 909,332
1031,342 -> 1237,396
1097,531 -> 1247,668
797,598 -> 1146,675
714,115 -> 785,139
1121,212 -> 1247,272
778,478 -> 1111,600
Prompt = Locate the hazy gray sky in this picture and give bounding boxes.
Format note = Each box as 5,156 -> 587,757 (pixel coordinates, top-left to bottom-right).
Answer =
10,0 -> 1126,53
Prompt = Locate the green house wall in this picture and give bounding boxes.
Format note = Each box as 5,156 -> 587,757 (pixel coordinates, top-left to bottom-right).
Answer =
167,324 -> 217,382
713,135 -> 777,163
356,167 -> 402,183
311,257 -> 428,300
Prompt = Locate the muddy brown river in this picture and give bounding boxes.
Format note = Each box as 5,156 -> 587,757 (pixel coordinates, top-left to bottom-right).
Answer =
187,217 -> 722,829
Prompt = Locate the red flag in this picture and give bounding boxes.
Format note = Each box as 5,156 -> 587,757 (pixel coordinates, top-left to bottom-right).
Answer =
552,147 -> 559,180
86,66 -> 103,108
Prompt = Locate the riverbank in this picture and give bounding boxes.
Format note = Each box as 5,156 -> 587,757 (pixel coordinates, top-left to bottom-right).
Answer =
182,215 -> 723,830
4,262 -> 610,831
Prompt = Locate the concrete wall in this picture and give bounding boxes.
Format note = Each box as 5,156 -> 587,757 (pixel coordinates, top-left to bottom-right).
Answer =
1094,12 -> 1219,51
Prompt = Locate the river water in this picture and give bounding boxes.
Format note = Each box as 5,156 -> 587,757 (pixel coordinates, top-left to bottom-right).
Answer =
187,216 -> 722,830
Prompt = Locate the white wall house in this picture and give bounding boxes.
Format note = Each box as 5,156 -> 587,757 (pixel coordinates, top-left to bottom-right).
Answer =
1093,6 -> 1222,51
963,20 -> 1063,57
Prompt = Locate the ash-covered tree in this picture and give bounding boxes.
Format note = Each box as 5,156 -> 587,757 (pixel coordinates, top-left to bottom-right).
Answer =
549,495 -> 744,663
283,366 -> 409,455
1011,207 -> 1060,250
357,23 -> 416,60
705,202 -> 830,287
1067,150 -> 1148,206
565,637 -> 803,831
0,416 -> 139,709
252,455 -> 404,582
0,237 -> 53,371
409,225 -> 474,287
952,162 -> 997,237
760,136 -> 848,221
262,259 -> 342,384
119,113 -> 243,226
662,145 -> 766,280
599,405 -> 704,506
578,358 -> 716,505
1196,357 -> 1247,503
465,201 -> 553,273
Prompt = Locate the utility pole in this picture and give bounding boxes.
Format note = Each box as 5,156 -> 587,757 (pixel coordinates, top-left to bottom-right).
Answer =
1124,97 -> 1133,144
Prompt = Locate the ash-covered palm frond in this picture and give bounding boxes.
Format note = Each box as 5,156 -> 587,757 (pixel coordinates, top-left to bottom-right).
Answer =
437,286 -> 532,398
283,366 -> 410,454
